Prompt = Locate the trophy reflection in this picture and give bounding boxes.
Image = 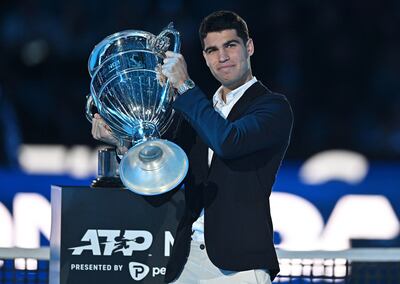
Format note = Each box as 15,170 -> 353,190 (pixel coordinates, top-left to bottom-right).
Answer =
86,23 -> 188,195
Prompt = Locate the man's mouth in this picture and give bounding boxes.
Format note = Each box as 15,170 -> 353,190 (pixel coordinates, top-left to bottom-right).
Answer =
217,64 -> 235,71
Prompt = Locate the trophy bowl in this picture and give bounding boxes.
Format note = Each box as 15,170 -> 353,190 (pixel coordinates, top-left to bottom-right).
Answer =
86,24 -> 188,195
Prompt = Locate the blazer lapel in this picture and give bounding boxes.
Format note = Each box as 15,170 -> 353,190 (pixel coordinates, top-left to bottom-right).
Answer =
227,81 -> 270,122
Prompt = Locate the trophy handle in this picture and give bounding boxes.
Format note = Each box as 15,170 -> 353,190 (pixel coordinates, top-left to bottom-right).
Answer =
163,22 -> 181,53
152,23 -> 181,103
154,22 -> 181,55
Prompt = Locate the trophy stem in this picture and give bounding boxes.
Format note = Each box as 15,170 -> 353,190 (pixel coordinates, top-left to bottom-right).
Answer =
139,145 -> 163,163
132,122 -> 160,146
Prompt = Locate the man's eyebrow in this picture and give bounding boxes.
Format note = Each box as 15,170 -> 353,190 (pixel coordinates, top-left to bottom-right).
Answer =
204,39 -> 241,52
204,46 -> 217,53
223,39 -> 240,46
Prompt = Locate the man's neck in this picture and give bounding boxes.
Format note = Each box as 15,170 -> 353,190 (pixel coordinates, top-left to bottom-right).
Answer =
220,73 -> 253,103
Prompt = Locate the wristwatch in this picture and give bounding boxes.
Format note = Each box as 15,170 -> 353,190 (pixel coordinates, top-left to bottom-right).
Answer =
177,79 -> 195,95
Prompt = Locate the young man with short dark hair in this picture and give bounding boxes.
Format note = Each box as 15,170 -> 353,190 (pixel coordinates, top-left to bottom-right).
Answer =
161,10 -> 293,283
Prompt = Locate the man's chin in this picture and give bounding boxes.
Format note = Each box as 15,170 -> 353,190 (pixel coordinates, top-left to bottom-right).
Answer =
217,76 -> 235,86
221,79 -> 241,89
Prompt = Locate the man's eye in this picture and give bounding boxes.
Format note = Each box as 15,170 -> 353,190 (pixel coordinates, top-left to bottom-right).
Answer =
227,43 -> 236,48
206,49 -> 216,54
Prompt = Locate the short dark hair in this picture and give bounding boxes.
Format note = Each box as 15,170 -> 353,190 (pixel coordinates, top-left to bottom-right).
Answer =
199,10 -> 250,50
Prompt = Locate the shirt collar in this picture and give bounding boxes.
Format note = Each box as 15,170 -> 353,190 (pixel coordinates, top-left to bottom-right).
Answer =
213,76 -> 258,108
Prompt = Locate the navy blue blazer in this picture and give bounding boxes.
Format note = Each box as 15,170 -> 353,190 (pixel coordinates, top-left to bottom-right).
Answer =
165,81 -> 293,282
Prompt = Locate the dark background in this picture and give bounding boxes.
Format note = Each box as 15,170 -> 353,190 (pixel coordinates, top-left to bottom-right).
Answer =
1,0 -> 399,166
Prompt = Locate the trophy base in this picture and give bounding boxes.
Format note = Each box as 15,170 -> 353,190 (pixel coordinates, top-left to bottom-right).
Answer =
91,177 -> 125,189
120,139 -> 188,195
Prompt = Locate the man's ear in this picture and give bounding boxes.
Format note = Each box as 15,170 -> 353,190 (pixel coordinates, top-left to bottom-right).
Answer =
246,38 -> 254,56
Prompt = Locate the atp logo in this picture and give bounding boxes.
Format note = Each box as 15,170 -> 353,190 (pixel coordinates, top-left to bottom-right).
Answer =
129,262 -> 150,281
69,229 -> 175,257
68,229 -> 153,256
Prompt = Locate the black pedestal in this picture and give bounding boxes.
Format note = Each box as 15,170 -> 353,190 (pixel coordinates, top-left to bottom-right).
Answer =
50,186 -> 184,284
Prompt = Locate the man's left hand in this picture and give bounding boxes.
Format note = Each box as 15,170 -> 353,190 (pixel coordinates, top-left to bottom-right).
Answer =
161,51 -> 190,89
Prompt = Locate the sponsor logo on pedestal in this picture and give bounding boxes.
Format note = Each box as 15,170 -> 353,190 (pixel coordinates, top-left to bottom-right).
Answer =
129,262 -> 150,281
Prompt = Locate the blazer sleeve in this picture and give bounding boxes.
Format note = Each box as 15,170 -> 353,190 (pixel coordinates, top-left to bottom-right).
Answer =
172,86 -> 293,159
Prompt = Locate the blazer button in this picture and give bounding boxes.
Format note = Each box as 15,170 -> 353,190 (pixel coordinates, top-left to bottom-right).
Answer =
200,244 -> 205,250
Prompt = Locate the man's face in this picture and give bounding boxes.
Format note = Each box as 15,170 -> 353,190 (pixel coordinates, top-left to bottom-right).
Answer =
202,29 -> 254,90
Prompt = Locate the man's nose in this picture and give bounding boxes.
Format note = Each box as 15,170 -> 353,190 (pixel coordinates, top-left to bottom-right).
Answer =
218,49 -> 229,62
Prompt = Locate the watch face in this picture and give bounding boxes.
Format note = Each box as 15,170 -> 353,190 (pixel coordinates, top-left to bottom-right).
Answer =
186,79 -> 195,88
178,79 -> 195,95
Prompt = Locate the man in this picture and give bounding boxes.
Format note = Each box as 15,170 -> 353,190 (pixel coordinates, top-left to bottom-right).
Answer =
93,10 -> 293,283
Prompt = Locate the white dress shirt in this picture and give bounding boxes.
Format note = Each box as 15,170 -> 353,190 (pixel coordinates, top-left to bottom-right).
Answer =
191,77 -> 258,242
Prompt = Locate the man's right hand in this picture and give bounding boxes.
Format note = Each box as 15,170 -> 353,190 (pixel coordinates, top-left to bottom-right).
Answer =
91,113 -> 119,146
91,113 -> 130,155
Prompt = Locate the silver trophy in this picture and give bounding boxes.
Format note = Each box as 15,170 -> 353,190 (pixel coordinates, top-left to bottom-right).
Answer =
86,23 -> 188,195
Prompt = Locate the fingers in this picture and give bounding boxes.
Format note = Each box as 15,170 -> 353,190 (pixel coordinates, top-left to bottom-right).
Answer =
91,114 -> 104,139
104,124 -> 112,131
162,52 -> 183,68
165,51 -> 179,58
155,64 -> 167,87
91,113 -> 118,145
160,52 -> 188,88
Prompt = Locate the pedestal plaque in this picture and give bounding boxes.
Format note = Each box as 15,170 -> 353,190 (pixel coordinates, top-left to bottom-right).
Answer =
50,186 -> 184,284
